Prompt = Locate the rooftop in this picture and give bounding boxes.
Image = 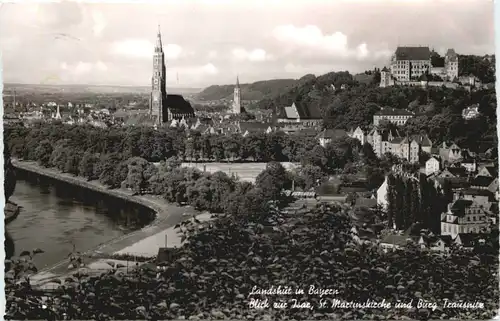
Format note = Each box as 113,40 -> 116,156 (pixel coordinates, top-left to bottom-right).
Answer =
395,46 -> 431,61
450,199 -> 474,212
455,233 -> 489,247
471,175 -> 495,188
317,129 -> 348,140
282,101 -> 322,120
375,108 -> 414,116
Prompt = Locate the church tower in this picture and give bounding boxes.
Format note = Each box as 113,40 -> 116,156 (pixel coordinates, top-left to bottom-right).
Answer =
232,75 -> 241,114
150,25 -> 167,125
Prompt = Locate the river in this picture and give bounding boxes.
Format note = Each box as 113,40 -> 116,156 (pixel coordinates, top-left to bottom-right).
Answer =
8,169 -> 156,269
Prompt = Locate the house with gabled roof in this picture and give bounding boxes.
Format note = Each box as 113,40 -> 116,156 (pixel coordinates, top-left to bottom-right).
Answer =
440,198 -> 490,239
470,175 -> 498,194
410,134 -> 433,154
316,129 -> 348,147
277,101 -> 323,128
455,189 -> 495,209
379,222 -> 429,252
425,156 -> 441,176
366,128 -> 401,158
454,233 -> 489,250
391,136 -> 421,163
238,121 -> 274,137
476,164 -> 498,178
349,126 -> 366,145
416,235 -> 453,252
439,141 -> 463,163
440,165 -> 468,178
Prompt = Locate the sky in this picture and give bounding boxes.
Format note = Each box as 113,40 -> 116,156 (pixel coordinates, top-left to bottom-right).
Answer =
0,0 -> 494,88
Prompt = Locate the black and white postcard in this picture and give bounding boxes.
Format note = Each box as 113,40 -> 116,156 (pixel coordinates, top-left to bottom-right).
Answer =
1,0 -> 498,319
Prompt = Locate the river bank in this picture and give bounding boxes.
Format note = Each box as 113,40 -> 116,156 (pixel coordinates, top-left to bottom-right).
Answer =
11,161 -> 204,285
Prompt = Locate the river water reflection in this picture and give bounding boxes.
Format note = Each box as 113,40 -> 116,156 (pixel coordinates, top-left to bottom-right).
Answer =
8,169 -> 155,269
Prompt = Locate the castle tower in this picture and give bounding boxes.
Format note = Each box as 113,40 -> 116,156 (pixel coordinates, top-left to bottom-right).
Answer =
150,25 -> 168,125
233,75 -> 241,114
380,67 -> 394,88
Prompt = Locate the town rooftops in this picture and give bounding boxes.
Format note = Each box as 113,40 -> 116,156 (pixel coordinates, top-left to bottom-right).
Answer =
390,137 -> 404,144
455,233 -> 489,248
437,235 -> 453,247
471,175 -> 495,188
445,166 -> 468,177
418,234 -> 453,247
375,108 -> 415,116
435,177 -> 470,190
294,128 -> 320,138
411,134 -> 432,147
380,234 -> 416,247
480,165 -> 498,178
450,199 -> 474,214
239,121 -> 272,133
316,129 -> 347,140
395,46 -> 431,61
459,188 -> 495,199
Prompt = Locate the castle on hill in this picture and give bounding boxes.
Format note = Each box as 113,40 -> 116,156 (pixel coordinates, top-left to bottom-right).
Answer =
380,46 -> 459,87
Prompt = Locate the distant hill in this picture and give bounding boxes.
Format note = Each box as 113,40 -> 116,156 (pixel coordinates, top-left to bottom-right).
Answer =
253,71 -> 358,113
196,79 -> 297,101
3,83 -> 202,95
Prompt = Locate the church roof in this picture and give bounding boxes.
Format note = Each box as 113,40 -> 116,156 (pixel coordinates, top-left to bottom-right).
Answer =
165,95 -> 195,116
284,101 -> 322,119
284,104 -> 300,119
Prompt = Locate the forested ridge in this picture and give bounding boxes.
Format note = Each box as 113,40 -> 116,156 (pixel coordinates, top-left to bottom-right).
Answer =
196,79 -> 297,101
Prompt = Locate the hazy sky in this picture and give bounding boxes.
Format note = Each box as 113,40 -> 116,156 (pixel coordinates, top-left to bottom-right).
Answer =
0,0 -> 494,88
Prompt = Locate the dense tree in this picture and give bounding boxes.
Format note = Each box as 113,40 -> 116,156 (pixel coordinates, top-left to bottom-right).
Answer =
255,161 -> 288,200
97,153 -> 124,187
298,165 -> 326,190
34,140 -> 53,167
123,157 -> 158,194
393,176 -> 405,230
78,151 -> 100,180
4,147 -> 16,201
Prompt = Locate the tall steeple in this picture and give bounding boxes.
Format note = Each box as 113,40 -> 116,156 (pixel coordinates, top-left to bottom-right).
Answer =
150,25 -> 167,125
155,24 -> 163,52
233,74 -> 241,114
